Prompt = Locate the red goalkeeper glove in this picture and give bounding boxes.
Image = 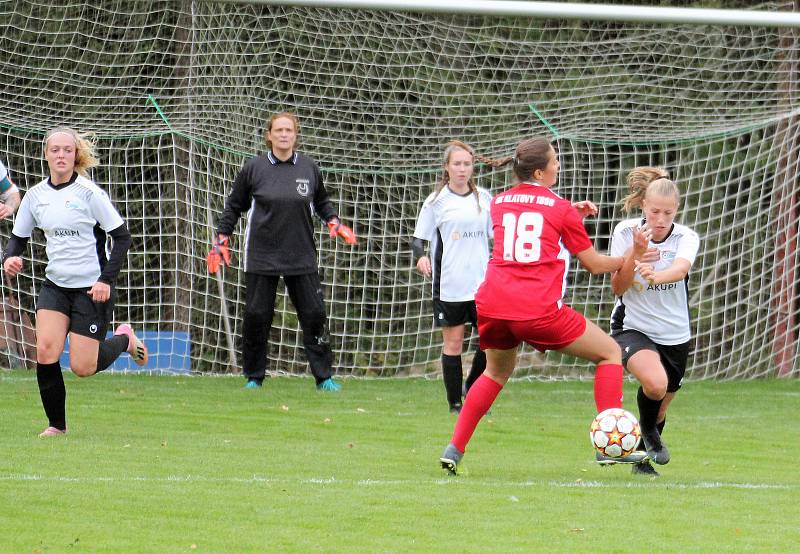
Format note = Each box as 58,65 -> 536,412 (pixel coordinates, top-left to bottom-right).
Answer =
327,220 -> 358,245
206,235 -> 231,274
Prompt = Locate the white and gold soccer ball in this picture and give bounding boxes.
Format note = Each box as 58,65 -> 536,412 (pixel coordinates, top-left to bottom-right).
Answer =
590,408 -> 641,458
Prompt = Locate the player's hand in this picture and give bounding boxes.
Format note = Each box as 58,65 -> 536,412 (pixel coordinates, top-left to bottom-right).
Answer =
0,204 -> 12,220
632,224 -> 653,257
206,234 -> 231,274
572,200 -> 598,218
416,255 -> 432,278
3,256 -> 22,277
634,261 -> 656,285
88,281 -> 111,303
327,220 -> 358,245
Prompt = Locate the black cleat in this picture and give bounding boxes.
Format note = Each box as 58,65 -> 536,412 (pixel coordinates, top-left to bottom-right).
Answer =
632,460 -> 660,477
448,403 -> 462,414
439,443 -> 463,475
641,429 -> 670,465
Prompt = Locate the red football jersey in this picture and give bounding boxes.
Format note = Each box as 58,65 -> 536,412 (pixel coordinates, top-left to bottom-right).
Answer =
475,182 -> 593,320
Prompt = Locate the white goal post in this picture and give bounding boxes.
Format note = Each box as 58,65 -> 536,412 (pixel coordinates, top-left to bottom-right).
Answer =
0,0 -> 797,379
215,0 -> 800,27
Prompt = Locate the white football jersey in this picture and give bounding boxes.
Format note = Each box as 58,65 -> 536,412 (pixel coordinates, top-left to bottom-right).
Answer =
413,186 -> 492,302
12,175 -> 124,288
609,218 -> 700,344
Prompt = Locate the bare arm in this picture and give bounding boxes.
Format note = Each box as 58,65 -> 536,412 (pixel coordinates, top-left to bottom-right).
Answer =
637,258 -> 692,286
610,225 -> 655,296
0,190 -> 20,219
575,246 -> 624,275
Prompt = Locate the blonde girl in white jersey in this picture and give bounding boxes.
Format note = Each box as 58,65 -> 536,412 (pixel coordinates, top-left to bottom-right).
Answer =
3,128 -> 147,437
609,167 -> 700,476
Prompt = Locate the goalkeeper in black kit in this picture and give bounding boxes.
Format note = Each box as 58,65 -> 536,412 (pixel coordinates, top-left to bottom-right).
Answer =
208,111 -> 357,391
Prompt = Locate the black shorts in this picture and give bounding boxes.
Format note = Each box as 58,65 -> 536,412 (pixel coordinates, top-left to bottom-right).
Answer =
37,279 -> 115,341
432,299 -> 478,328
613,329 -> 690,393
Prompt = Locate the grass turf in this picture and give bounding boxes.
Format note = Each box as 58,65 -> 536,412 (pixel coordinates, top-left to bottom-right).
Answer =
1,370 -> 798,553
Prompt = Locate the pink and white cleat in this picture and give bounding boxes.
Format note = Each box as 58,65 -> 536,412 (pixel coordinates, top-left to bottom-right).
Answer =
114,324 -> 149,367
39,426 -> 67,438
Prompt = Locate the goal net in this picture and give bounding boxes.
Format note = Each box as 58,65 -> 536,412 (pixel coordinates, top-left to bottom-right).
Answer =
0,0 -> 797,379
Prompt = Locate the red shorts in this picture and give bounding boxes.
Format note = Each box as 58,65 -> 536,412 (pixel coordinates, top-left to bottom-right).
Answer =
478,305 -> 587,352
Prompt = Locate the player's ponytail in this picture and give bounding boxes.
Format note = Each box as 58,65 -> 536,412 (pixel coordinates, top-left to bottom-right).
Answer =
44,127 -> 100,177
476,137 -> 553,184
622,166 -> 678,213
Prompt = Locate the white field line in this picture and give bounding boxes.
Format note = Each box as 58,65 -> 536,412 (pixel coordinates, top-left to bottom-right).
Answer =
0,473 -> 794,490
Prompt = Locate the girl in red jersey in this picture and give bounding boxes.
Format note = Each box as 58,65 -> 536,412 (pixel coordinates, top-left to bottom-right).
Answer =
439,137 -> 651,474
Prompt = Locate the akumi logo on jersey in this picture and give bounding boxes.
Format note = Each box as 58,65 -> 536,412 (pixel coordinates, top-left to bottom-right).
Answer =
64,199 -> 82,210
296,179 -> 310,196
451,230 -> 485,241
662,250 -> 676,263
52,228 -> 79,238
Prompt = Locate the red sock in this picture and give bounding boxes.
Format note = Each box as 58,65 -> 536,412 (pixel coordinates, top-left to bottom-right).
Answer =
594,363 -> 623,412
451,374 -> 503,453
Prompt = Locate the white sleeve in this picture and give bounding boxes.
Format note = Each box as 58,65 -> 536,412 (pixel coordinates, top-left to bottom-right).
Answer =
676,228 -> 700,266
0,160 -> 7,182
412,194 -> 437,241
89,188 -> 125,231
609,221 -> 633,257
11,191 -> 36,238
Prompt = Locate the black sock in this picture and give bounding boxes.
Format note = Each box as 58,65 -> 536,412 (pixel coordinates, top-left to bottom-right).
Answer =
37,361 -> 66,430
441,354 -> 463,407
637,386 -> 663,435
657,418 -> 666,436
464,349 -> 486,394
96,334 -> 129,373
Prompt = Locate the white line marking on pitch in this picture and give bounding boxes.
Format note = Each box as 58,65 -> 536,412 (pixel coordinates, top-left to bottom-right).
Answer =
0,474 -> 794,490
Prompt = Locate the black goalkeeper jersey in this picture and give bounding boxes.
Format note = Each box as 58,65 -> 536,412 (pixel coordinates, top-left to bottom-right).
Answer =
217,151 -> 338,275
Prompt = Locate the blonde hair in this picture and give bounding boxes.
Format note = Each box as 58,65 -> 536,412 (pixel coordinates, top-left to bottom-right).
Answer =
264,111 -> 300,148
44,127 -> 99,176
622,166 -> 680,213
433,140 -> 482,212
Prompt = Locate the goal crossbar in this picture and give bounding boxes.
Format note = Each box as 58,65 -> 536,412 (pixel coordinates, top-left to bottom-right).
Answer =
208,0 -> 800,28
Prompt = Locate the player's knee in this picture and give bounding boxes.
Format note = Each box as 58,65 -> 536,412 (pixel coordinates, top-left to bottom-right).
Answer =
298,309 -> 326,335
642,378 -> 667,400
243,308 -> 272,326
71,362 -> 97,378
36,339 -> 64,361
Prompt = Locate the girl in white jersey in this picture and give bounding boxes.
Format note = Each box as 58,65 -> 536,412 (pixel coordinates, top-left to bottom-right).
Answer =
609,167 -> 700,476
412,141 -> 492,413
3,128 -> 148,437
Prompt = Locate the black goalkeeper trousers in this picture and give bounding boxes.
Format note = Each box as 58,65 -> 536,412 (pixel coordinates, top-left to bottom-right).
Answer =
241,272 -> 333,384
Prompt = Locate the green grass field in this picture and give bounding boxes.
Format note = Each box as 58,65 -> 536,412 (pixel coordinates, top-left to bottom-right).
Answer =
1,370 -> 798,553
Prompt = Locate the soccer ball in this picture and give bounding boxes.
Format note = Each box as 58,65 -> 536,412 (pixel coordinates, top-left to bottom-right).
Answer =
590,408 -> 641,458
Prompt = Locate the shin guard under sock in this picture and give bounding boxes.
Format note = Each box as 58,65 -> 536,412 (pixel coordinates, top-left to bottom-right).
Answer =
593,363 -> 623,412
96,334 -> 129,373
464,349 -> 486,394
637,386 -> 663,434
451,374 -> 503,453
36,361 -> 66,431
441,354 -> 463,407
